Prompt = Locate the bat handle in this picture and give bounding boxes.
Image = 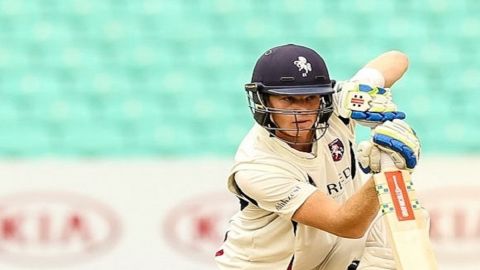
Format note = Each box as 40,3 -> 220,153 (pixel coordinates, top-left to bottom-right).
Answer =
380,152 -> 396,170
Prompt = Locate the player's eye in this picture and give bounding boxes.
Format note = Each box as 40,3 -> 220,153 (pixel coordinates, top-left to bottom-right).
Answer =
281,96 -> 294,103
305,96 -> 321,106
305,95 -> 318,102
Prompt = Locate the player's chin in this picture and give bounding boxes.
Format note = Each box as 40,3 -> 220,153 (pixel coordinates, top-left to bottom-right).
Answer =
283,128 -> 313,138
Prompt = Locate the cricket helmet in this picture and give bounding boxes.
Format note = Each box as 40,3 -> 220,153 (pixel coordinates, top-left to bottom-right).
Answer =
245,44 -> 335,144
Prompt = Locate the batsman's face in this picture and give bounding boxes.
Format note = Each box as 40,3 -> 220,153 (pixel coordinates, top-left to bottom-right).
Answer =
268,94 -> 321,141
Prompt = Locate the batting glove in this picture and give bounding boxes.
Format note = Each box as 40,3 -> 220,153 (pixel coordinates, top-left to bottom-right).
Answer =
336,82 -> 406,128
357,119 -> 420,173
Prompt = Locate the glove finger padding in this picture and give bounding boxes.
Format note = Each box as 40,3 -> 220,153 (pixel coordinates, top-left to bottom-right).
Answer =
337,82 -> 406,128
372,119 -> 420,170
357,141 -> 381,174
357,141 -> 411,173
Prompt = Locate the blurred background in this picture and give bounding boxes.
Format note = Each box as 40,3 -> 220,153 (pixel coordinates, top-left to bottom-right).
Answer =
0,0 -> 478,269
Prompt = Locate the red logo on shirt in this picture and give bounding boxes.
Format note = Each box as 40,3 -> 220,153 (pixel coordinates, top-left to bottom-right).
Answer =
328,138 -> 344,162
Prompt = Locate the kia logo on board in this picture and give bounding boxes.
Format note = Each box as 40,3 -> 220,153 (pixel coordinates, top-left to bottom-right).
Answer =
163,192 -> 237,263
162,187 -> 480,265
0,191 -> 121,266
420,186 -> 480,264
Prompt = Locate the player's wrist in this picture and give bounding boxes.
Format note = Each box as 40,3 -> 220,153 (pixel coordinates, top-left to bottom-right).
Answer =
350,67 -> 386,88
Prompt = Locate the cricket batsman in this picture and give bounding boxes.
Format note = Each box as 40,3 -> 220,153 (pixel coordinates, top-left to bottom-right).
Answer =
215,44 -> 422,269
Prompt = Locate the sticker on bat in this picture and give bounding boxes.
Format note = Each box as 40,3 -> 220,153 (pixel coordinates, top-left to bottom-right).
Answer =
385,171 -> 415,221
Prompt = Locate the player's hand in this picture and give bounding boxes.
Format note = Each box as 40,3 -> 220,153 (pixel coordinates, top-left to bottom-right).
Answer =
357,119 -> 420,173
337,82 -> 405,128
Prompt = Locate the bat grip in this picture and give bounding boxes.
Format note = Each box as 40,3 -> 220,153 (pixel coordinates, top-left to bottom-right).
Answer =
380,152 -> 396,170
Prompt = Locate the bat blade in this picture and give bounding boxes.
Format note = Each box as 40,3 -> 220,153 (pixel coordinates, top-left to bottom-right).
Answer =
373,169 -> 438,270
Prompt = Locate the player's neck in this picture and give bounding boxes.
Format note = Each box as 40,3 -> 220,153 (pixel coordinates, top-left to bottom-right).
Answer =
289,143 -> 313,153
275,131 -> 314,153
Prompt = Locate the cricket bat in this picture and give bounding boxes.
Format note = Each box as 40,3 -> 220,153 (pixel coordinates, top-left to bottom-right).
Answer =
373,166 -> 438,270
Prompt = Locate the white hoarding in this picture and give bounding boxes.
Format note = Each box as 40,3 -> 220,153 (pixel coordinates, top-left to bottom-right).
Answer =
0,157 -> 477,269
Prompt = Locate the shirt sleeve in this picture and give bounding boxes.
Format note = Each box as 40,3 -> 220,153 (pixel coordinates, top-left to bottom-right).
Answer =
233,169 -> 317,220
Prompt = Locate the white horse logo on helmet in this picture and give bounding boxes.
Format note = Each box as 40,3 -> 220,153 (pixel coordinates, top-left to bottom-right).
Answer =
293,56 -> 312,77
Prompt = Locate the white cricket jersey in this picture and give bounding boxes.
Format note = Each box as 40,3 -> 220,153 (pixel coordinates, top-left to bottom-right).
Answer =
215,71 -> 390,270
215,113 -> 366,270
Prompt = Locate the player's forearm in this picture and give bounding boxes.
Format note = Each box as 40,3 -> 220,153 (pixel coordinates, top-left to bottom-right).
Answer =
292,177 -> 380,239
335,176 -> 379,238
364,50 -> 409,88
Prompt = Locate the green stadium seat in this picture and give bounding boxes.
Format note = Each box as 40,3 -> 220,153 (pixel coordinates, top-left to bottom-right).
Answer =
0,0 -> 477,156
